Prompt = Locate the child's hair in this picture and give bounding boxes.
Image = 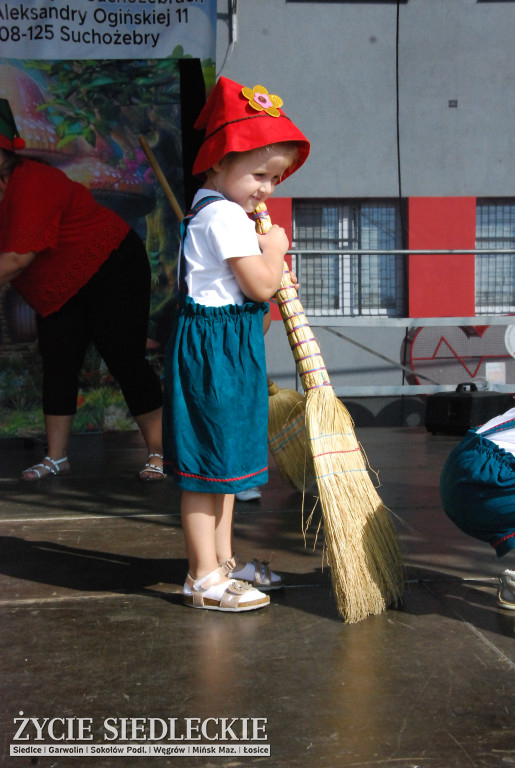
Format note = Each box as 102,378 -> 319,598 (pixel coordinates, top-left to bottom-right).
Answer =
213,141 -> 300,182
263,141 -> 300,171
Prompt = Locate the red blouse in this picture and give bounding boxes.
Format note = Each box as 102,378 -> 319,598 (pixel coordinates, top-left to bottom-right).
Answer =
0,160 -> 130,316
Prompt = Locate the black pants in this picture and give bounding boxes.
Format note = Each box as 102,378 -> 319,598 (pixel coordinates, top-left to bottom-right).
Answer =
37,230 -> 163,417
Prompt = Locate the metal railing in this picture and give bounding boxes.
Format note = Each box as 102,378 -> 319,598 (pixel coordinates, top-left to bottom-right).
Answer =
283,248 -> 515,397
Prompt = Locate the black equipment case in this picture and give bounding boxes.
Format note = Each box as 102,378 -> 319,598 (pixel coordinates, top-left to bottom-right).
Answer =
425,383 -> 515,436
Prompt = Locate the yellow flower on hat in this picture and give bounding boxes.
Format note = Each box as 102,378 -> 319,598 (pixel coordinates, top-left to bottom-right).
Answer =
241,85 -> 283,117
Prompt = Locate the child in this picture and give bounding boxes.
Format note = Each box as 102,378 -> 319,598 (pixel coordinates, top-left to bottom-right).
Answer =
440,404 -> 515,609
162,77 -> 310,611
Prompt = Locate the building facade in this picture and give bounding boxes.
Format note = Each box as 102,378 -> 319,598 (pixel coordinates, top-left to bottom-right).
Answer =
216,0 -> 515,424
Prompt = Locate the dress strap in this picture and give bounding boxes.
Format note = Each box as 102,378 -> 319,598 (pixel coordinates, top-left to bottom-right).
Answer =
481,417 -> 515,437
178,196 -> 223,294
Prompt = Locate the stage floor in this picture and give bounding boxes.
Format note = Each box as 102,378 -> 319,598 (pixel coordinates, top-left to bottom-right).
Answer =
0,426 -> 513,767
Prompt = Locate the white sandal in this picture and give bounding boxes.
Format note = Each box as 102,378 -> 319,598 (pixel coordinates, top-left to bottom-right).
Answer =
139,453 -> 165,481
21,456 -> 69,482
220,555 -> 284,591
183,566 -> 270,612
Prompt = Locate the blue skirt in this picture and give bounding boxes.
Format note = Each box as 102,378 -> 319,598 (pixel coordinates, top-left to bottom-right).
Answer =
162,294 -> 269,493
440,429 -> 515,556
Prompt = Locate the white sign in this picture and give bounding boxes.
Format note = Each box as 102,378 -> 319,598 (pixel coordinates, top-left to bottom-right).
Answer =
0,0 -> 216,60
485,362 -> 506,385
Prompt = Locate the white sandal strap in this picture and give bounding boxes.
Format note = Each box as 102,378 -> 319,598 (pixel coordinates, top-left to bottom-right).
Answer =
141,463 -> 164,473
24,463 -> 47,478
189,566 -> 228,607
25,457 -> 68,477
185,567 -> 259,609
44,456 -> 68,472
221,555 -> 283,590
219,581 -> 256,609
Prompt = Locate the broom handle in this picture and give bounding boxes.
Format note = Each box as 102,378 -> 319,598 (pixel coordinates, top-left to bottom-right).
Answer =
272,252 -> 331,393
139,135 -> 185,223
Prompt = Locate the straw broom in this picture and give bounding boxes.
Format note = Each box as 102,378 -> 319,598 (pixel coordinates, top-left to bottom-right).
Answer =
253,203 -> 404,622
139,135 -> 314,492
267,376 -> 315,491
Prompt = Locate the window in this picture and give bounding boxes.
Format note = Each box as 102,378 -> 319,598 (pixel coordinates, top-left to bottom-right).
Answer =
292,200 -> 405,316
476,200 -> 515,314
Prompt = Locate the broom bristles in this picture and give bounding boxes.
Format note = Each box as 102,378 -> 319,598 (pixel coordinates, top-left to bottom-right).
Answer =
268,380 -> 315,491
306,387 -> 404,622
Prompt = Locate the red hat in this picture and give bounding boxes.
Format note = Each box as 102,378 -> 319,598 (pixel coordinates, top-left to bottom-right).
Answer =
0,98 -> 26,152
192,77 -> 310,183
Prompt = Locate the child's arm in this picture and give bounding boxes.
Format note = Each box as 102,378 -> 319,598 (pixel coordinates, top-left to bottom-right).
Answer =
229,224 -> 289,302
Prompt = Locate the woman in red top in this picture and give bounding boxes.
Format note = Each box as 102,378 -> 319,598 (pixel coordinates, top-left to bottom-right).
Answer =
0,98 -> 164,481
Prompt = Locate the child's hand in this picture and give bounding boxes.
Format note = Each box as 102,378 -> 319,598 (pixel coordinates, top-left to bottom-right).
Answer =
288,271 -> 300,291
257,224 -> 289,256
230,225 -> 290,301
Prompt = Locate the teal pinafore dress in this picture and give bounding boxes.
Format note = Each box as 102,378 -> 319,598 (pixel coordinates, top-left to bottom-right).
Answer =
162,196 -> 270,493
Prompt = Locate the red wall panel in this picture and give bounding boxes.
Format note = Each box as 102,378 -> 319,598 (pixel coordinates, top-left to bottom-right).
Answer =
264,198 -> 292,320
408,197 -> 476,317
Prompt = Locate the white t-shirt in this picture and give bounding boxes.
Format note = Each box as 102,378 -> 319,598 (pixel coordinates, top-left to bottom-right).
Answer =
181,190 -> 260,306
477,406 -> 515,456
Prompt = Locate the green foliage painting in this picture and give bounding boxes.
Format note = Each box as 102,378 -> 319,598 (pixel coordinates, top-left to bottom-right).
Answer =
0,53 -> 215,438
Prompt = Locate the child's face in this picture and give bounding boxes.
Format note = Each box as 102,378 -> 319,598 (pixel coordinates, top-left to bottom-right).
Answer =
210,147 -> 292,213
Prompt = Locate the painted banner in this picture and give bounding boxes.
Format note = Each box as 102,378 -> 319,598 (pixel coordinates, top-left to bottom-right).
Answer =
0,0 -> 216,438
0,0 -> 215,60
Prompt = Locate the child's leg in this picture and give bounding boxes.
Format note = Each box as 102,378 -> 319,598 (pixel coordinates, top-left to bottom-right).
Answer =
181,490 -> 269,612
181,490 -> 220,580
214,493 -> 235,564
214,493 -> 284,591
182,491 -> 235,579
